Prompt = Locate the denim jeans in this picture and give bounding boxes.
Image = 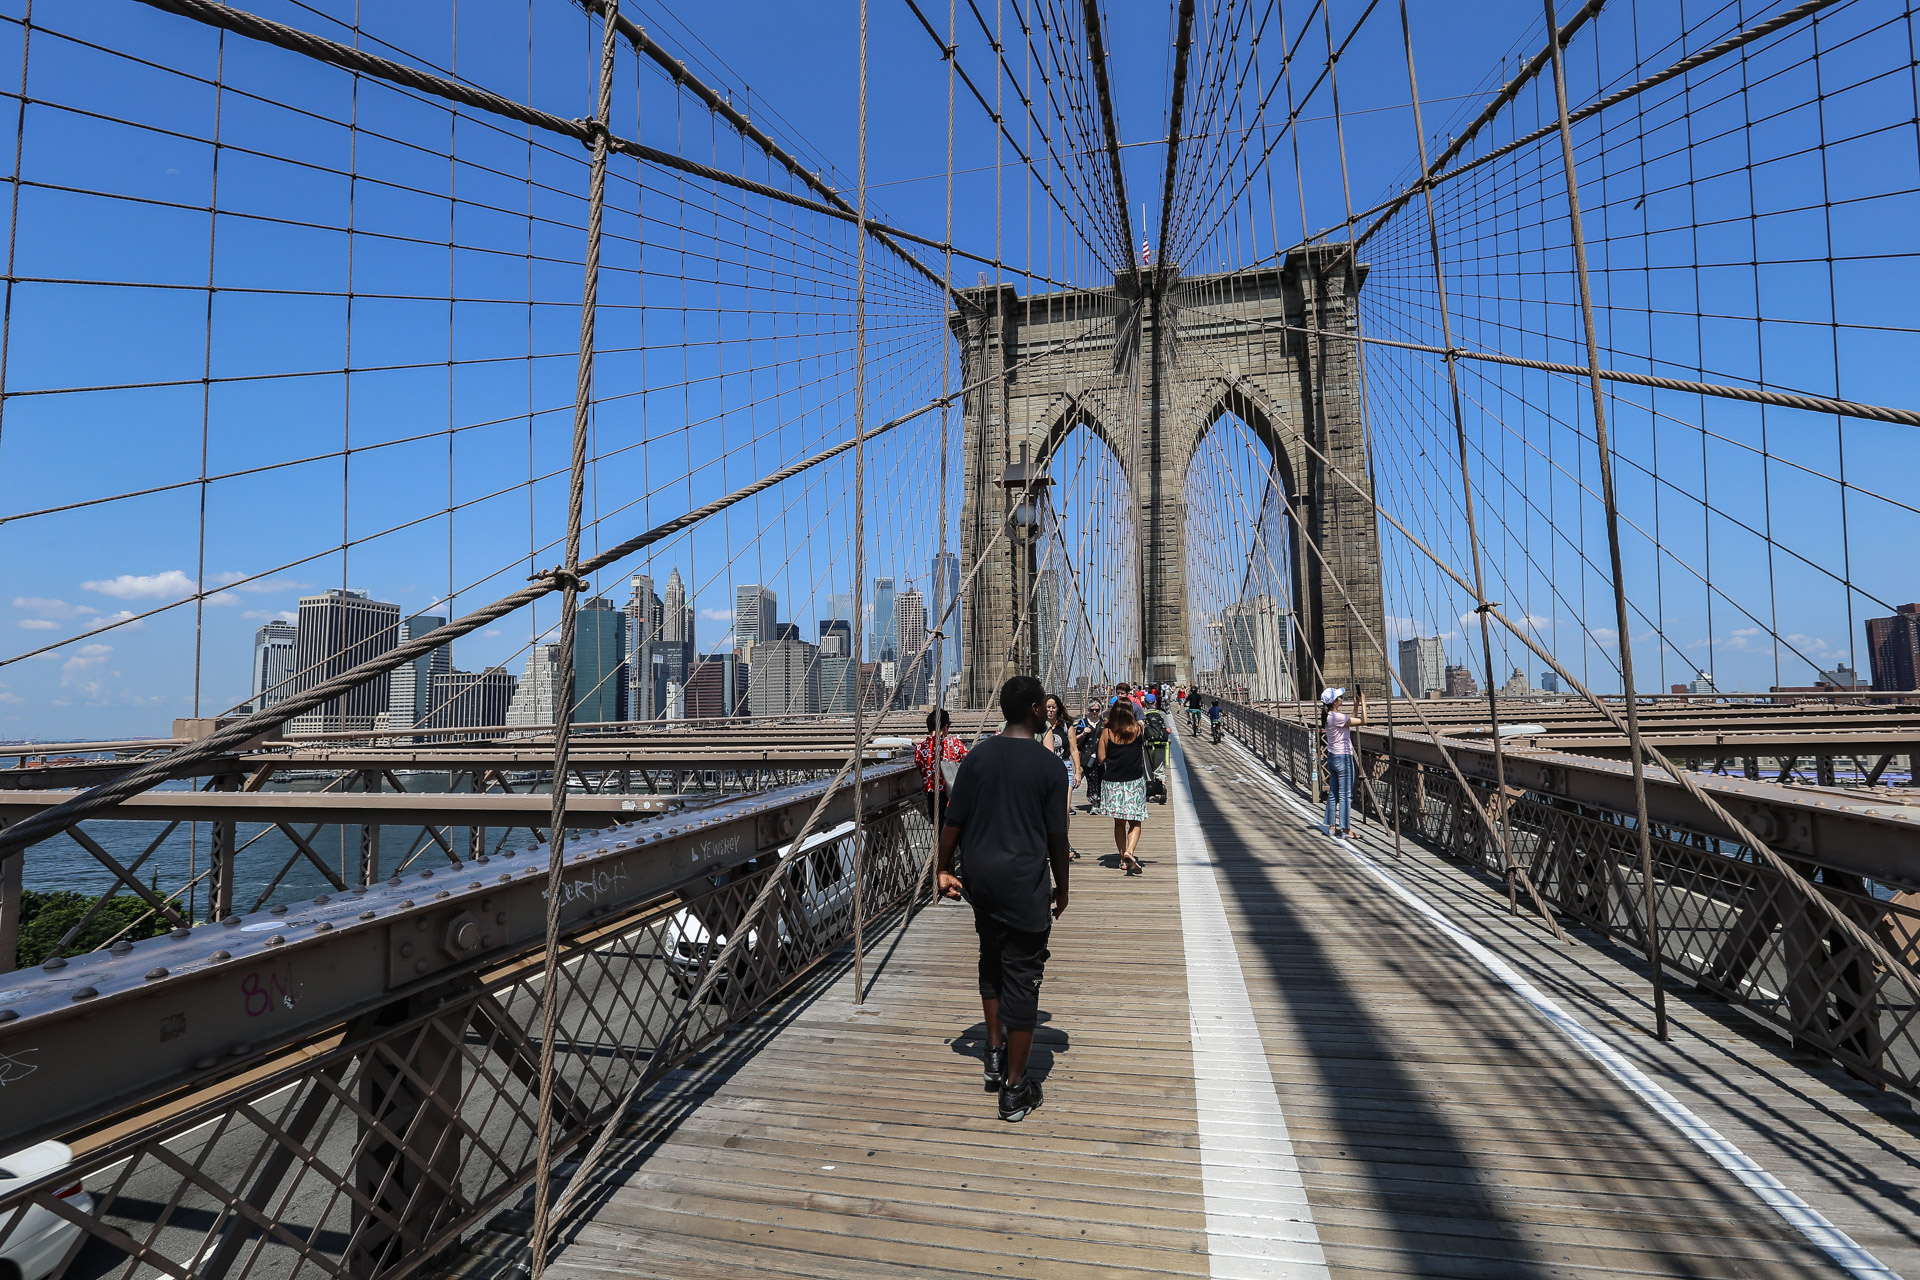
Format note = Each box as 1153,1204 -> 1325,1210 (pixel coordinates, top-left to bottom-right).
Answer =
1324,751 -> 1354,831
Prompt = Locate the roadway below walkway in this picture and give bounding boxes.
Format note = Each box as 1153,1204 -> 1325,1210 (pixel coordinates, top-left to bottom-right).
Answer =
534,729 -> 1920,1278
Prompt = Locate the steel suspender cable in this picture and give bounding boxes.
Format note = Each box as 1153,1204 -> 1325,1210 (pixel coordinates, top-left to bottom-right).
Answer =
529,4 -> 619,1275
1541,0 -> 1667,1040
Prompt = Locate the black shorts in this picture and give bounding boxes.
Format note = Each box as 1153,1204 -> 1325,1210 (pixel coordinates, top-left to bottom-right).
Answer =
973,906 -> 1050,1032
925,788 -> 949,827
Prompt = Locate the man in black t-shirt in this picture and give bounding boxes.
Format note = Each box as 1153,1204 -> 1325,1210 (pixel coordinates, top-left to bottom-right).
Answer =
937,674 -> 1070,1122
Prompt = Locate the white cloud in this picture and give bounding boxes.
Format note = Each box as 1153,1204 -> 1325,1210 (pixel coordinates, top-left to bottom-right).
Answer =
1386,615 -> 1460,644
82,569 -> 195,600
0,685 -> 20,706
61,643 -> 112,689
699,607 -> 734,621
483,628 -> 503,637
209,572 -> 309,594
17,618 -> 58,630
242,608 -> 298,622
205,591 -> 242,607
12,596 -> 96,619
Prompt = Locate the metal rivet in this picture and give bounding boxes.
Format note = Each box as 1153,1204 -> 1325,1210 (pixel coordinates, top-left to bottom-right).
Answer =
497,874 -> 511,885
359,910 -> 376,921
313,894 -> 330,905
110,940 -> 133,955
400,899 -> 415,908
171,927 -> 191,939
0,1009 -> 16,1023
145,967 -> 169,981
315,922 -> 333,932
222,915 -> 241,926
71,986 -> 98,1001
469,881 -> 481,891
265,935 -> 285,947
435,890 -> 450,900
229,1043 -> 251,1056
193,1055 -> 217,1069
421,869 -> 434,878
210,950 -> 232,961
389,876 -> 403,886
271,904 -> 289,915
42,957 -> 66,971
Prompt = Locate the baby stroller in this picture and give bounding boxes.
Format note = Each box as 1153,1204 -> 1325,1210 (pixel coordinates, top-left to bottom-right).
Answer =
1142,708 -> 1171,804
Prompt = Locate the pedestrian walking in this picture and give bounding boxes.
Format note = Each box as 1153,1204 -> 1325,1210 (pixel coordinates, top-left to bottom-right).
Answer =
1079,701 -> 1105,813
1321,686 -> 1367,838
937,675 -> 1071,1122
1098,699 -> 1148,875
1042,693 -> 1082,857
913,708 -> 968,828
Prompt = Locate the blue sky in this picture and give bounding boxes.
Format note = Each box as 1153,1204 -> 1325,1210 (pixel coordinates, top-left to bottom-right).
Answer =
1,0 -> 1913,738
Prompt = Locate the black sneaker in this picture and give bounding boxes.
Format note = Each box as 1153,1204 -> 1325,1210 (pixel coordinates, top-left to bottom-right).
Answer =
983,1043 -> 1007,1092
998,1076 -> 1043,1122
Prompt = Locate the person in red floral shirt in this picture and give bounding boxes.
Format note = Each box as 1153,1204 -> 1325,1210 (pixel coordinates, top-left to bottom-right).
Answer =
913,708 -> 968,827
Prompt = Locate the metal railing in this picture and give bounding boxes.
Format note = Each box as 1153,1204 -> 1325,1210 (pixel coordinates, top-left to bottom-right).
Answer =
1214,699 -> 1920,1097
0,763 -> 934,1280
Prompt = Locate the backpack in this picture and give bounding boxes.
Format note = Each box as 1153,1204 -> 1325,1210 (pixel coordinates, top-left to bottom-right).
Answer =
1143,710 -> 1170,743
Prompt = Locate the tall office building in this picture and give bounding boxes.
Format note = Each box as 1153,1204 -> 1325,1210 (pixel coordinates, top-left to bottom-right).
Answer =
892,588 -> 930,708
1223,595 -> 1292,702
1398,634 -> 1446,699
929,552 -> 960,677
663,568 -> 693,644
1444,663 -> 1477,698
505,644 -> 559,729
288,589 -> 401,734
818,618 -> 852,658
249,621 -> 296,714
684,651 -> 745,718
573,597 -> 627,723
734,584 -> 778,648
748,632 -> 819,717
424,667 -> 516,739
1033,567 -> 1061,686
824,592 -> 854,626
1540,670 -> 1560,693
872,576 -> 897,662
1866,604 -> 1920,691
820,653 -> 857,715
626,574 -> 663,718
386,613 -> 451,732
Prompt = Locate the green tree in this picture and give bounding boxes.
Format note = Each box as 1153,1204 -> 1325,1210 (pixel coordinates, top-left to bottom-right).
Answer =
14,889 -> 171,969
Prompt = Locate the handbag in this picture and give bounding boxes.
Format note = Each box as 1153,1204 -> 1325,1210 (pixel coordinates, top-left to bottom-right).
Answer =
940,758 -> 962,788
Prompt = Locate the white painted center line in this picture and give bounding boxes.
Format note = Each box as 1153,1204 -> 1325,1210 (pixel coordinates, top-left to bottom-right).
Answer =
1217,735 -> 1901,1280
1168,736 -> 1331,1280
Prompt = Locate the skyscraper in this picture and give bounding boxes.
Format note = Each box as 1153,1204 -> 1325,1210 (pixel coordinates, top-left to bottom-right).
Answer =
572,597 -> 627,723
505,645 -> 559,729
1444,663 -> 1477,698
1866,604 -> 1920,691
929,552 -> 960,678
1398,634 -> 1446,699
734,584 -> 777,648
249,620 -> 296,714
626,574 -> 662,718
748,631 -> 819,717
872,576 -> 897,662
663,568 -> 693,644
288,589 -> 401,734
424,667 -> 516,739
684,651 -> 745,718
1223,596 -> 1291,702
386,613 -> 450,732
818,618 -> 852,658
1033,567 -> 1061,686
819,653 -> 857,715
892,588 -> 930,707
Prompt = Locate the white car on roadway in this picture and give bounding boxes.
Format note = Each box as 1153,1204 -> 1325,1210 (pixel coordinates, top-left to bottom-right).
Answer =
0,1142 -> 93,1280
664,821 -> 859,998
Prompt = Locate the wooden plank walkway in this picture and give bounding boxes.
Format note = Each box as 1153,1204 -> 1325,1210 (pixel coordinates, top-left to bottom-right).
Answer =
542,731 -> 1920,1279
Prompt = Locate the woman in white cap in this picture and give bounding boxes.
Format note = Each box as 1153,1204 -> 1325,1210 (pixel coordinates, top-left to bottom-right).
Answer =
1320,686 -> 1367,837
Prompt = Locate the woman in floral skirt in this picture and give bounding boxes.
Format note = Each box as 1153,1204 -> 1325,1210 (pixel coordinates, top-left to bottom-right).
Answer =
1097,699 -> 1148,875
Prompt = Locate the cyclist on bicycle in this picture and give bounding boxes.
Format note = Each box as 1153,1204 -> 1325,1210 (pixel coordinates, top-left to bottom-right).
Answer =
1185,685 -> 1205,735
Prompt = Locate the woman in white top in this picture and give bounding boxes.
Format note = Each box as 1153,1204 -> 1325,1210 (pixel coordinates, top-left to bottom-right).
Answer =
1320,686 -> 1367,838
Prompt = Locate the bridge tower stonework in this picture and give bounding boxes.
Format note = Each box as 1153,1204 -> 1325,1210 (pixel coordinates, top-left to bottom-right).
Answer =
951,247 -> 1387,709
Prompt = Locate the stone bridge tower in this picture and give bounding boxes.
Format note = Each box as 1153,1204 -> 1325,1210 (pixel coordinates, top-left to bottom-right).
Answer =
950,246 -> 1387,709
